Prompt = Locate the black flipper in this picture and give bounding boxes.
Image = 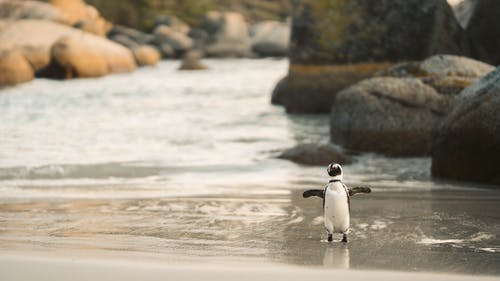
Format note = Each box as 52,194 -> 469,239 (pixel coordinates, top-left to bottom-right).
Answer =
348,187 -> 371,196
303,189 -> 324,199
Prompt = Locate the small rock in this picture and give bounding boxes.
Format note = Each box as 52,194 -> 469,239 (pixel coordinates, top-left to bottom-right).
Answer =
250,20 -> 290,57
108,25 -> 155,46
154,25 -> 193,57
153,15 -> 190,34
109,34 -> 139,49
179,51 -> 208,71
198,11 -> 252,57
278,143 -> 352,166
132,45 -> 161,67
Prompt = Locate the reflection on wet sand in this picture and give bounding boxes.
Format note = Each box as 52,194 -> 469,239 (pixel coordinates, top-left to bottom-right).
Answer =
323,245 -> 350,269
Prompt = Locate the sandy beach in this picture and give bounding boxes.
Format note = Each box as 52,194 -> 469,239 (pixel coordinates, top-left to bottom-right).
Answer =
1,254 -> 499,281
1,60 -> 499,279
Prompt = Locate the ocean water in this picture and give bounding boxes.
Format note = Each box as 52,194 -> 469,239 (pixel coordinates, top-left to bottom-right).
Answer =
0,59 -> 499,274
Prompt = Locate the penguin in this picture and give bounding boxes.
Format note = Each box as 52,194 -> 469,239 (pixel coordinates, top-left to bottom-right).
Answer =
303,163 -> 371,243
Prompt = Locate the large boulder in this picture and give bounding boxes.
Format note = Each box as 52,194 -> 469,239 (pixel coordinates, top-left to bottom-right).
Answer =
0,20 -> 77,72
250,20 -> 290,57
432,67 -> 500,184
0,44 -> 34,87
45,32 -> 136,79
274,0 -> 470,113
331,77 -> 448,156
50,0 -> 111,36
330,55 -> 494,156
198,11 -> 251,57
154,25 -> 193,58
0,0 -> 67,23
464,0 -> 500,65
278,143 -> 351,166
278,63 -> 392,113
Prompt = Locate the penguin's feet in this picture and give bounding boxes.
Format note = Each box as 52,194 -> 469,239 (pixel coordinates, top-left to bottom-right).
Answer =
327,234 -> 333,242
341,234 -> 348,243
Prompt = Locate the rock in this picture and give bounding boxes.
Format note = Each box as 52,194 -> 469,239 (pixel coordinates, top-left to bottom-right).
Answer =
198,11 -> 251,57
278,143 -> 351,166
275,0 -> 470,113
0,20 -> 77,72
50,0 -> 112,36
74,17 -> 111,36
464,0 -> 500,65
132,45 -> 161,67
0,44 -> 34,87
330,55 -> 494,156
154,25 -> 193,57
376,54 -> 495,95
108,25 -> 155,46
450,0 -> 474,28
188,28 -> 209,49
331,77 -> 451,156
0,0 -> 67,23
45,32 -> 136,79
291,0 -> 469,65
50,0 -> 97,25
153,15 -> 190,34
179,51 -> 208,71
271,76 -> 289,105
250,20 -> 290,57
109,34 -> 139,49
281,63 -> 393,113
157,43 -> 175,58
432,67 -> 500,184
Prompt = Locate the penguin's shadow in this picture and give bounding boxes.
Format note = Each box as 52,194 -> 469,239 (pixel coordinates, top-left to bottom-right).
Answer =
322,243 -> 350,269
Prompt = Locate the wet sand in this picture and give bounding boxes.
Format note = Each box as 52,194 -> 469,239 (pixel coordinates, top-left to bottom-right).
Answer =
1,254 -> 499,281
0,185 -> 499,275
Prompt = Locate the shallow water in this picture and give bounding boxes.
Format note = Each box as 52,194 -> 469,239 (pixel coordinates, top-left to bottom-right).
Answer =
0,59 -> 499,274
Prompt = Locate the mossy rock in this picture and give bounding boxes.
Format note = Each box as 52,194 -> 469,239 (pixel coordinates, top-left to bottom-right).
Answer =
290,0 -> 469,65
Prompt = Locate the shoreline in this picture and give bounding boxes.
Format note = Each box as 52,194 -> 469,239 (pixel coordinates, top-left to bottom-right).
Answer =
1,253 -> 498,281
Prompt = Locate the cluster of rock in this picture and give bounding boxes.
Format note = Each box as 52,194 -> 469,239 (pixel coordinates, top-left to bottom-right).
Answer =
330,55 -> 494,156
0,0 -> 141,86
273,0 -> 500,185
0,0 -> 291,87
110,11 -> 290,60
273,0 -> 469,113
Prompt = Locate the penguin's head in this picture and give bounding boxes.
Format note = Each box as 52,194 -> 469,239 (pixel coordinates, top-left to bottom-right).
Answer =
327,163 -> 343,181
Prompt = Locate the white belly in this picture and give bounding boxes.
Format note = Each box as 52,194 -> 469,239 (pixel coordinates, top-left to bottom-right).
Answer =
324,183 -> 350,234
